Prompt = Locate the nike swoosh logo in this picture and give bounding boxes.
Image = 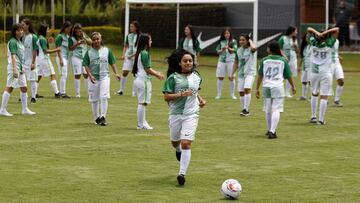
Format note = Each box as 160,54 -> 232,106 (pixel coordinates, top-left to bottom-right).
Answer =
197,32 -> 282,50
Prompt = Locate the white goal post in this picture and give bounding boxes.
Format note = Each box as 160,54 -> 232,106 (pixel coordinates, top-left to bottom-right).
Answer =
125,0 -> 258,48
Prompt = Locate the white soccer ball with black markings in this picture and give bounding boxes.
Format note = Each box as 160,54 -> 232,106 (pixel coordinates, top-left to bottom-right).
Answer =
221,179 -> 242,200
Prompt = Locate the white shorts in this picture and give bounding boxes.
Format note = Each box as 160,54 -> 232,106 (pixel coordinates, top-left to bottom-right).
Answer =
216,61 -> 233,78
134,77 -> 152,104
263,98 -> 284,113
23,62 -> 38,81
169,114 -> 199,141
311,72 -> 333,96
332,60 -> 344,80
56,57 -> 68,77
88,77 -> 110,102
6,73 -> 27,88
122,57 -> 134,71
301,69 -> 311,83
289,59 -> 298,77
71,56 -> 86,75
37,58 -> 56,77
238,75 -> 255,92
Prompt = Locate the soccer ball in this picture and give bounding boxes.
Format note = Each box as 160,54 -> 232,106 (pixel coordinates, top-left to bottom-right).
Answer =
221,179 -> 242,200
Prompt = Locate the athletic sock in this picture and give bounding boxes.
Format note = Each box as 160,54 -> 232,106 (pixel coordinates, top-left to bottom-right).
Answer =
83,78 -> 89,91
60,75 -> 67,94
240,96 -> 244,109
217,79 -> 223,97
244,93 -> 251,111
1,91 -> 11,110
311,95 -> 318,118
266,112 -> 272,131
31,81 -> 37,99
137,104 -> 145,127
230,80 -> 235,97
100,98 -> 108,117
91,101 -> 99,120
179,149 -> 191,175
20,92 -> 28,110
334,85 -> 344,102
119,76 -> 127,92
270,112 -> 280,133
51,80 -> 60,94
319,99 -> 328,122
302,84 -> 308,98
74,79 -> 80,96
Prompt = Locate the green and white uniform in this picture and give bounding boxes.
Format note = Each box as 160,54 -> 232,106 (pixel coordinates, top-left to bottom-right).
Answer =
83,46 -> 116,102
123,33 -> 138,71
216,39 -> 238,77
55,33 -> 70,76
278,35 -> 298,76
163,72 -> 202,141
308,34 -> 336,96
301,44 -> 312,83
6,37 -> 26,88
133,50 -> 152,104
258,55 -> 292,113
178,38 -> 201,64
22,33 -> 38,81
36,36 -> 56,77
331,39 -> 344,80
235,47 -> 256,91
69,36 -> 88,75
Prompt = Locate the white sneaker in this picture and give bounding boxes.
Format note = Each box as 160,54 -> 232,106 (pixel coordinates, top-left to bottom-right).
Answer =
75,94 -> 81,98
231,95 -> 237,100
215,95 -> 221,100
22,108 -> 36,115
285,94 -> 293,98
137,125 -> 153,130
0,109 -> 13,117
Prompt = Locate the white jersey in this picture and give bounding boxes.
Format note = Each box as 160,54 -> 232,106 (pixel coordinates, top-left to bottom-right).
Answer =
22,33 -> 37,65
135,50 -> 151,80
258,55 -> 291,88
236,47 -> 256,77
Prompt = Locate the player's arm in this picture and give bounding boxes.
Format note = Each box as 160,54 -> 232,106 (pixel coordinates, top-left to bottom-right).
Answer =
69,38 -> 84,51
249,39 -> 257,53
284,60 -> 296,95
55,35 -> 64,66
122,36 -> 129,60
83,51 -> 95,83
216,43 -> 225,54
230,56 -> 239,80
145,68 -> 164,80
255,61 -> 264,99
31,35 -> 38,70
9,41 -> 19,77
321,27 -> 339,37
107,49 -> 121,80
197,94 -> 206,108
307,27 -> 321,37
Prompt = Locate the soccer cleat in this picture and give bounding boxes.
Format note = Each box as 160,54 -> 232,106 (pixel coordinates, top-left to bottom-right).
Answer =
95,117 -> 101,125
18,98 -> 21,102
334,100 -> 343,107
317,121 -> 326,125
240,109 -> 250,116
61,93 -> 71,99
231,95 -> 237,100
137,125 -> 153,130
215,95 -> 221,100
31,98 -> 36,103
116,91 -> 123,96
0,109 -> 13,117
100,116 -> 107,126
309,117 -> 317,124
22,108 -> 36,115
176,150 -> 182,162
36,94 -> 44,98
177,174 -> 186,186
75,95 -> 81,98
285,94 -> 293,98
54,93 -> 61,98
265,131 -> 270,136
297,96 -> 306,101
267,131 -> 277,139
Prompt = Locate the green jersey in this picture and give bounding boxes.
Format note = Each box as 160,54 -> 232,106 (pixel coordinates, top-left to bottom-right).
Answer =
82,46 -> 116,80
308,34 -> 336,73
55,33 -> 70,59
135,50 -> 151,79
258,55 -> 292,88
7,37 -> 25,73
178,38 -> 201,56
22,33 -> 38,64
69,36 -> 88,59
278,35 -> 297,62
302,45 -> 312,71
216,39 -> 237,63
125,33 -> 138,57
163,72 -> 202,115
235,47 -> 256,77
37,36 -> 50,60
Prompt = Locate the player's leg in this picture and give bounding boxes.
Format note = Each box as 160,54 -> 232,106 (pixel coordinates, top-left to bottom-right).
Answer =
310,73 -> 320,123
19,74 -> 35,115
216,62 -> 226,99
333,61 -> 344,107
88,80 -> 100,124
0,74 -> 15,116
227,62 -> 236,99
242,75 -> 255,115
238,77 -> 245,113
72,57 -> 82,98
117,58 -> 133,95
318,73 -> 333,125
99,77 -> 110,126
169,114 -> 182,161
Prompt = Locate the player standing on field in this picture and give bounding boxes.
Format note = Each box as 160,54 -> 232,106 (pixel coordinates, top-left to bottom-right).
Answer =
69,23 -> 92,98
117,21 -> 141,96
55,21 -> 72,98
298,33 -> 312,101
83,32 -> 121,126
256,41 -> 296,139
0,23 -> 36,116
132,34 -> 164,130
178,25 -> 201,66
278,26 -> 299,98
163,49 -> 206,186
215,28 -> 238,100
331,33 -> 345,107
307,27 -> 339,125
230,34 -> 257,116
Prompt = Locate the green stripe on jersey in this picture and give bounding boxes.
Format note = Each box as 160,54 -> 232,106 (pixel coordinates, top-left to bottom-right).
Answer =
82,46 -> 115,80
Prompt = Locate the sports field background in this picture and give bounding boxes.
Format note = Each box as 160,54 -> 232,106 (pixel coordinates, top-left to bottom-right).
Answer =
0,43 -> 359,202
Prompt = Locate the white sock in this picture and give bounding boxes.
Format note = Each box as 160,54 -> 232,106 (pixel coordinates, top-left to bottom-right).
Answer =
31,81 -> 37,99
240,95 -> 244,109
1,91 -> 11,110
119,76 -> 127,92
137,104 -> 146,127
60,75 -> 67,94
217,79 -> 223,97
311,95 -> 318,118
319,99 -> 327,123
83,78 -> 89,91
132,81 -> 136,96
286,80 -> 291,96
51,80 -> 60,94
230,80 -> 235,96
100,98 -> 108,117
74,79 -> 80,96
270,112 -> 280,133
179,149 -> 191,175
244,93 -> 251,111
266,112 -> 272,131
334,85 -> 343,102
91,101 -> 99,120
21,92 -> 28,110
302,84 -> 308,98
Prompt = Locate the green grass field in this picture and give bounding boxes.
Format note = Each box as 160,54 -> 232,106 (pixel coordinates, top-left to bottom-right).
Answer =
0,43 -> 359,202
